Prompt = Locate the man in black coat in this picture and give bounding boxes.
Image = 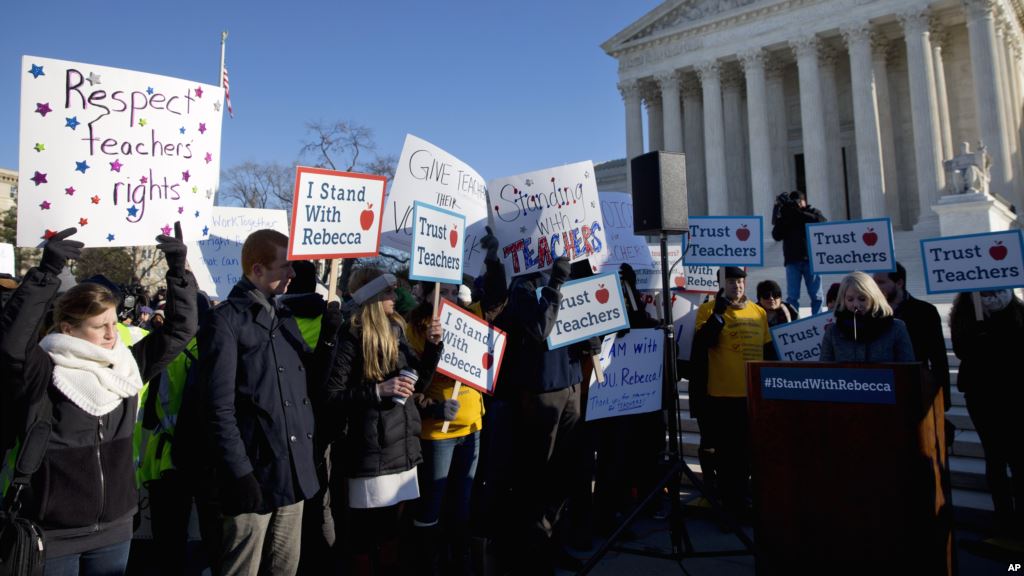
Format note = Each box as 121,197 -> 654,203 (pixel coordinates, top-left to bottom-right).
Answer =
771,190 -> 827,315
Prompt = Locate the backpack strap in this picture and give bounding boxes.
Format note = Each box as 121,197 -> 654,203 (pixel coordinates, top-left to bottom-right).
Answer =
4,391 -> 52,516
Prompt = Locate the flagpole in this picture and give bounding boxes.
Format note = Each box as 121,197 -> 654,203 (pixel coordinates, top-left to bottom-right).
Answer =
219,31 -> 228,87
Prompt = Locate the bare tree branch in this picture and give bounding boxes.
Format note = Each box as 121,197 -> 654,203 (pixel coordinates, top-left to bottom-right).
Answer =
220,161 -> 293,210
300,121 -> 377,172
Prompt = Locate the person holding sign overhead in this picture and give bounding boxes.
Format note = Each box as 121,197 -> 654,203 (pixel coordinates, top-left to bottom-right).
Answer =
819,272 -> 914,363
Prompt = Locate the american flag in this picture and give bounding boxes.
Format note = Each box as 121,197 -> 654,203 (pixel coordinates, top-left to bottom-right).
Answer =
222,66 -> 234,118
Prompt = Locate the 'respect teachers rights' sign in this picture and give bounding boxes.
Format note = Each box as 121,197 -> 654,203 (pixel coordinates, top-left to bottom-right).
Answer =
543,272 -> 629,350
806,218 -> 896,275
288,167 -> 386,260
436,300 -> 506,394
409,201 -> 466,284
681,216 -> 764,266
18,56 -> 223,247
920,230 -> 1024,294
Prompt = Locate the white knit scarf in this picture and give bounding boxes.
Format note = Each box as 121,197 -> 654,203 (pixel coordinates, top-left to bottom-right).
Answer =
38,333 -> 143,416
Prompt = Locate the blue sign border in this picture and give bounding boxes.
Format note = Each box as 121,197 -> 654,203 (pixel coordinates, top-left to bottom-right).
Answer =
408,200 -> 467,284
539,272 -> 630,350
919,229 -> 1024,294
769,311 -> 833,362
681,216 -> 764,267
805,217 -> 896,276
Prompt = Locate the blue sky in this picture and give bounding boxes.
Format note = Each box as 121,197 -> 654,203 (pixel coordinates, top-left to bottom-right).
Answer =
2,1 -> 661,185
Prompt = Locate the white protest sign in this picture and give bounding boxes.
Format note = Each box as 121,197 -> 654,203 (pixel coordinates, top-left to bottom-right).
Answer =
0,243 -> 14,275
920,230 -> 1024,294
770,313 -> 835,362
288,167 -> 386,260
383,135 -> 488,274
543,272 -> 629,349
488,161 -> 606,278
18,56 -> 222,248
409,202 -> 466,284
436,300 -> 507,395
643,241 -> 721,294
806,218 -> 895,275
682,216 -> 764,266
186,207 -> 289,298
587,329 -> 664,421
591,192 -> 655,276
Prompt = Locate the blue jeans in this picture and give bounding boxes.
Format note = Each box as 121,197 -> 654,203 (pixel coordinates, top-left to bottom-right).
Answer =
416,431 -> 480,527
785,261 -> 823,315
44,539 -> 131,576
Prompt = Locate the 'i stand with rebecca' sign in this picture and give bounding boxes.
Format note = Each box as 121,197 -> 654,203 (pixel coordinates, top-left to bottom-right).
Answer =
436,300 -> 506,395
289,166 -> 386,259
806,218 -> 896,275
920,230 -> 1024,294
543,272 -> 629,350
409,202 -> 466,284
681,216 -> 764,266
18,56 -> 223,247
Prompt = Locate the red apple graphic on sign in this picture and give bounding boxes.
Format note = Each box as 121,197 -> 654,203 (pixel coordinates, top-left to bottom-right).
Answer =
862,228 -> 878,246
481,351 -> 493,369
674,275 -> 686,288
450,224 -> 458,248
736,225 -> 750,242
360,203 -> 374,231
990,241 -> 1008,260
595,284 -> 610,304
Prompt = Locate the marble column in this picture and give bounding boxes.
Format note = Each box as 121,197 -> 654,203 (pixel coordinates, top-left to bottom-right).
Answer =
741,49 -> 774,227
930,26 -> 954,161
619,79 -> 644,193
791,35 -> 833,218
644,83 -> 664,152
819,44 -> 846,218
872,36 -> 902,227
722,64 -> 749,215
963,0 -> 1013,204
766,57 -> 791,197
657,71 -> 684,153
900,9 -> 944,226
682,76 -> 708,215
699,61 -> 729,215
996,21 -> 1020,185
1004,32 -> 1024,187
842,24 -> 887,219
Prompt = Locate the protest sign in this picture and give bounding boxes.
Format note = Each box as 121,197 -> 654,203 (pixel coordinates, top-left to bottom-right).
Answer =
920,230 -> 1024,294
288,167 -> 386,260
681,216 -> 764,266
383,135 -> 488,274
436,300 -> 506,395
543,272 -> 629,349
770,312 -> 835,362
591,192 -> 656,276
409,202 -> 465,284
0,243 -> 13,275
488,161 -> 606,278
806,218 -> 895,275
18,56 -> 222,248
587,329 -> 664,421
643,240 -> 721,294
186,207 -> 289,298
760,366 -> 896,405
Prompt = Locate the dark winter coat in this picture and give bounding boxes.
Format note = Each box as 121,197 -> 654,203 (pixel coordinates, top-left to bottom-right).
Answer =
952,298 -> 1024,397
771,203 -> 827,265
893,293 -> 951,409
0,266 -> 197,559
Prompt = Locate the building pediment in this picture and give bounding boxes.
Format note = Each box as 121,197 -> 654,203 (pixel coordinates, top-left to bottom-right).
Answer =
602,0 -> 770,56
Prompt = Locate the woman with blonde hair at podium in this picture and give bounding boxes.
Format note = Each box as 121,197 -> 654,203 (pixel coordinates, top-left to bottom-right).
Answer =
820,271 -> 914,362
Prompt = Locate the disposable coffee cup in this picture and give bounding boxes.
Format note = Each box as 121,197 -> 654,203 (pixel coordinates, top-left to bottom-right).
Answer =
394,369 -> 418,406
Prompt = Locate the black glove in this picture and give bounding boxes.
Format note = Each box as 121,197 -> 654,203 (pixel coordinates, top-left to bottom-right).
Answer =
713,288 -> 730,316
40,228 -> 84,276
156,222 -> 187,276
320,301 -> 344,343
547,257 -> 571,291
225,473 -> 264,515
480,225 -> 499,262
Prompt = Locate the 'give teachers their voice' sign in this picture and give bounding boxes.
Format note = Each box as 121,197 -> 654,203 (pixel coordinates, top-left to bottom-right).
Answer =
543,272 -> 629,349
288,167 -> 386,260
806,218 -> 896,275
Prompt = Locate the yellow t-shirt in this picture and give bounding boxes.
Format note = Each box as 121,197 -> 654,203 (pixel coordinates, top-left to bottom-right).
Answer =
694,300 -> 772,398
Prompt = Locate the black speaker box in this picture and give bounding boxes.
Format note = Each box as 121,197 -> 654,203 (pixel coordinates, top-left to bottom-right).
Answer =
630,151 -> 688,235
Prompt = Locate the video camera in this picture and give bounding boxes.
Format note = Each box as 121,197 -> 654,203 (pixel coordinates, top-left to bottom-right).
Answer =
772,192 -> 797,224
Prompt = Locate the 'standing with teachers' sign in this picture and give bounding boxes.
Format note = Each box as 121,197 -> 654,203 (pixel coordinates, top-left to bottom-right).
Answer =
543,272 -> 629,350
770,313 -> 835,363
18,56 -> 223,247
488,161 -> 606,278
806,218 -> 896,275
187,207 -> 289,299
920,230 -> 1024,294
289,167 -> 386,260
681,216 -> 764,267
587,329 -> 664,421
409,202 -> 466,284
435,300 -> 506,395
591,192 -> 655,276
383,134 -> 489,274
760,366 -> 896,405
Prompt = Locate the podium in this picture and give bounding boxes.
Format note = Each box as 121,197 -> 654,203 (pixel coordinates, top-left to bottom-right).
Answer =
746,362 -> 952,575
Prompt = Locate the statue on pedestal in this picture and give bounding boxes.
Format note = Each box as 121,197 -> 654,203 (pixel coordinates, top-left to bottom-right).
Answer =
944,141 -> 992,195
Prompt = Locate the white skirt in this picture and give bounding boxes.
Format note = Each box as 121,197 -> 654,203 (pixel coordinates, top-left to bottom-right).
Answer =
347,467 -> 419,509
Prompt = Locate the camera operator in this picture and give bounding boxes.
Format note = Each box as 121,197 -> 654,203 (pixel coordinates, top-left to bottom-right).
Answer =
771,190 -> 827,315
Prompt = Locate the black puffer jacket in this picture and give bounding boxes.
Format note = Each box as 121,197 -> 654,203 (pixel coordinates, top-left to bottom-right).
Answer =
0,266 -> 197,559
771,203 -> 827,265
326,323 -> 441,478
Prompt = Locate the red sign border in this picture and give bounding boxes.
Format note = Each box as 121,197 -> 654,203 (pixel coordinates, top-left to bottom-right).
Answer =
434,300 -> 507,396
288,166 -> 387,260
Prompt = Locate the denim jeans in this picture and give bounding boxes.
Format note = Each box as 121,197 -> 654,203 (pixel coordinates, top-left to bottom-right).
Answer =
44,539 -> 131,576
785,261 -> 823,315
416,431 -> 480,527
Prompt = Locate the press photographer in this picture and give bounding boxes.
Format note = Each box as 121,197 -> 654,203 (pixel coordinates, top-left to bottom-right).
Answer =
770,190 -> 827,315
